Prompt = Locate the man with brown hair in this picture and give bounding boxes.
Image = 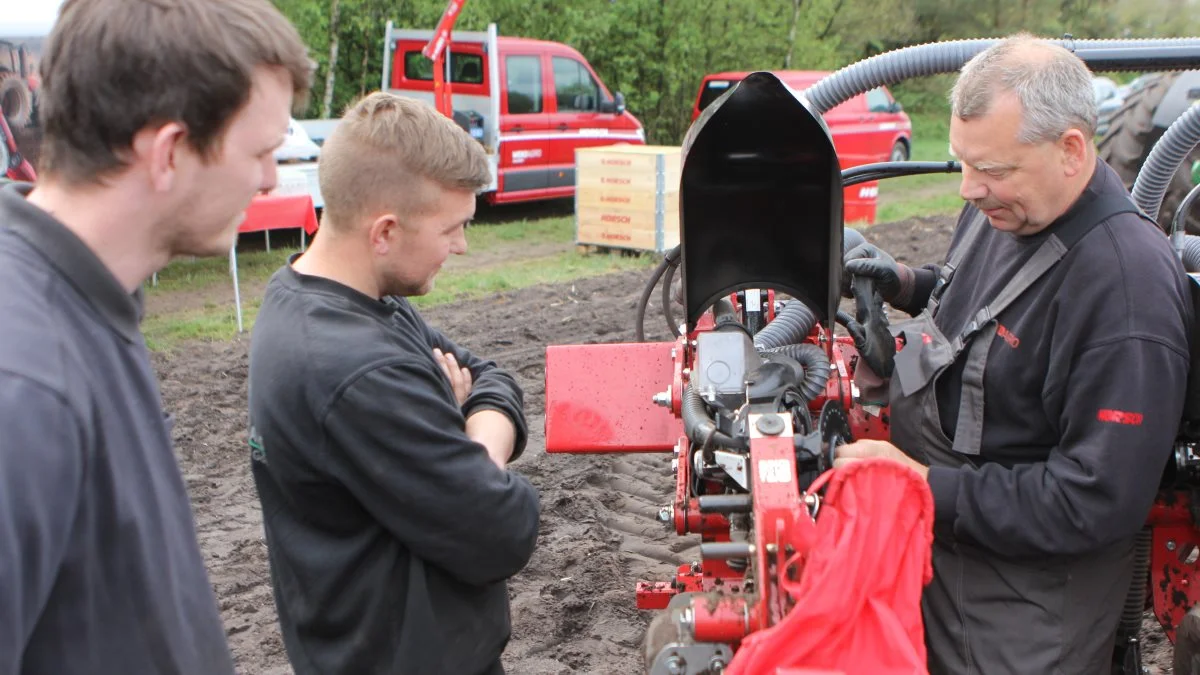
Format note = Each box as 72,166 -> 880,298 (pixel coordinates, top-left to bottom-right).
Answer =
0,0 -> 311,672
247,92 -> 540,675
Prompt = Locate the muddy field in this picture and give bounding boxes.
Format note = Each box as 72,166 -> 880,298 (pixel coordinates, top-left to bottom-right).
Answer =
153,213 -> 1173,674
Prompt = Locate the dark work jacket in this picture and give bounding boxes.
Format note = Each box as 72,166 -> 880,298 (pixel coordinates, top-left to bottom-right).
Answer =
893,159 -> 1192,559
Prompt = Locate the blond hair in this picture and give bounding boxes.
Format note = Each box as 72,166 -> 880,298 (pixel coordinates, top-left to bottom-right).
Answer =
318,93 -> 492,229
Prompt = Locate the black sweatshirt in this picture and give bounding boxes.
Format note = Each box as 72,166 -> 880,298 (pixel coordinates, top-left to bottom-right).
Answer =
0,185 -> 234,673
893,159 -> 1192,559
248,262 -> 540,675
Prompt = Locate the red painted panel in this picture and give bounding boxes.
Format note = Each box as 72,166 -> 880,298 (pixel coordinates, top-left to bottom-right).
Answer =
545,342 -> 683,453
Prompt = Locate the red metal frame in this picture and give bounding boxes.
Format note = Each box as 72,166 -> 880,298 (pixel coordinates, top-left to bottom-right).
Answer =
545,295 -> 1200,667
1147,493 -> 1200,641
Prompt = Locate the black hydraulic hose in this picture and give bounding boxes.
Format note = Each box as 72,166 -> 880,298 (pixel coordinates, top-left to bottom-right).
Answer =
1134,101 -> 1200,227
635,255 -> 672,342
754,300 -> 818,351
635,245 -> 682,342
803,39 -> 1200,116
682,383 -> 748,451
1181,235 -> 1200,273
661,256 -> 680,338
842,160 -> 961,187
763,343 -> 831,402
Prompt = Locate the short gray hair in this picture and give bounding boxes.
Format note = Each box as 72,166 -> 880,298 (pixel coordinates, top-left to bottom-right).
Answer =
950,33 -> 1097,143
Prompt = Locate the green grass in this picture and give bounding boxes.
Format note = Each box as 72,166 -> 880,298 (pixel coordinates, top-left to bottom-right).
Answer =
148,249 -> 295,295
143,214 -> 652,351
146,216 -> 579,301
873,111 -> 963,224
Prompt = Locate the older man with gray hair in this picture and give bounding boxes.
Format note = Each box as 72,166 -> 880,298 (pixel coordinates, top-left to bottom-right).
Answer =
835,34 -> 1192,672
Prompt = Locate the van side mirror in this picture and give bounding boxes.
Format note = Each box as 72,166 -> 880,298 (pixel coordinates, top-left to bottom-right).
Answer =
889,100 -> 903,113
600,92 -> 626,115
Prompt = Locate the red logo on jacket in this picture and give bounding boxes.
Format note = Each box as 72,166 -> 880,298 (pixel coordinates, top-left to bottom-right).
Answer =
996,324 -> 1020,349
1097,409 -> 1144,426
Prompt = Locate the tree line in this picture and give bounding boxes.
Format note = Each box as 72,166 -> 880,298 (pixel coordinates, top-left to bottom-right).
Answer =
273,0 -> 1197,145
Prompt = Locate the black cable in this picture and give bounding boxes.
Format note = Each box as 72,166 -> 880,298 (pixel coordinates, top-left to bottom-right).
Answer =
841,160 -> 961,187
661,257 -> 681,338
635,254 -> 672,342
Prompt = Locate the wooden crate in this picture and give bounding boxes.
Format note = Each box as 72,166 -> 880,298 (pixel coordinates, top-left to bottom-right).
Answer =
575,145 -> 681,253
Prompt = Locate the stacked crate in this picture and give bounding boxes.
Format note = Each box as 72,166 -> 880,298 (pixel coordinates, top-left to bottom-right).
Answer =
575,145 -> 681,253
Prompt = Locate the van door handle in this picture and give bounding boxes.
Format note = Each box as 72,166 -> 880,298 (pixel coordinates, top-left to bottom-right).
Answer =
557,123 -> 569,131
511,125 -> 523,132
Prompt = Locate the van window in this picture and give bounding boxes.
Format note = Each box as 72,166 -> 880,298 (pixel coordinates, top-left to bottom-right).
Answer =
697,79 -> 737,113
865,87 -> 892,113
552,57 -> 602,112
506,55 -> 542,114
403,51 -> 484,84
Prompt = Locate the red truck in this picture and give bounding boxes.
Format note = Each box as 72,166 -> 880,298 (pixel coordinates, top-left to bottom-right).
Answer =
383,22 -> 646,205
694,70 -> 913,223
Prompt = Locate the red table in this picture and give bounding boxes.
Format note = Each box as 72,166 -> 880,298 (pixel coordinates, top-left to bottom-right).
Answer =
230,193 -> 319,333
239,193 -> 319,248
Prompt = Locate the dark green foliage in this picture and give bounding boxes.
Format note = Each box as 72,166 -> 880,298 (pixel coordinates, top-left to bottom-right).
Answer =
275,0 -> 1166,145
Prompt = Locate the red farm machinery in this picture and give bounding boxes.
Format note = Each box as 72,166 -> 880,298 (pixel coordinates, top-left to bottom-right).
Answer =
545,38 -> 1200,675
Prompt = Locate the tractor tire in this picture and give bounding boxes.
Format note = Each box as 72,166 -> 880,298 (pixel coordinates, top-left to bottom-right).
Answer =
0,72 -> 33,129
1097,72 -> 1200,234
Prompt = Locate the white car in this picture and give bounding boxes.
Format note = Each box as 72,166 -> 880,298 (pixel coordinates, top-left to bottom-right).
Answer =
274,117 -> 321,162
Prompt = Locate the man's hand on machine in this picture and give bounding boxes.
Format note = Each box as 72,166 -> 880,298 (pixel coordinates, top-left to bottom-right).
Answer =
834,439 -> 930,480
842,242 -> 915,307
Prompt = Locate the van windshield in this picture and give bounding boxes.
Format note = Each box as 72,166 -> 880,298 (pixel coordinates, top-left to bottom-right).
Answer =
697,79 -> 739,113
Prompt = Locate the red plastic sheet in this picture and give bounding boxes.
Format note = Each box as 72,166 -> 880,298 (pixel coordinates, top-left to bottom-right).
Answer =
727,459 -> 935,675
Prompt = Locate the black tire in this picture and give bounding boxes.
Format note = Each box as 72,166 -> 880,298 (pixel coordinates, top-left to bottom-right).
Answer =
889,139 -> 910,162
1097,72 -> 1200,234
0,73 -> 32,129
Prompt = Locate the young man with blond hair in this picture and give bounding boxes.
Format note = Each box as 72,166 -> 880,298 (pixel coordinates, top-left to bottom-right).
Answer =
0,0 -> 311,672
248,92 -> 540,675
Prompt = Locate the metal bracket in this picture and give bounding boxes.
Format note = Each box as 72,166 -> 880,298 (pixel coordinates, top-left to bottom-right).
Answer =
648,642 -> 734,675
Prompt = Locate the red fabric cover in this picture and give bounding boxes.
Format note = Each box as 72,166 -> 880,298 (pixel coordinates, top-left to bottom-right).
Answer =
726,459 -> 935,675
239,193 -> 318,235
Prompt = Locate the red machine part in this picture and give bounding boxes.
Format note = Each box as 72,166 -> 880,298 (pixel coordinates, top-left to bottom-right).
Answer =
739,414 -> 818,630
544,341 -> 683,453
1147,492 -> 1200,641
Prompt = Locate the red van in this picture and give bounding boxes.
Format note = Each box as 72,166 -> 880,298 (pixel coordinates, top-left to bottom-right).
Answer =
384,23 -> 646,205
693,70 -> 913,223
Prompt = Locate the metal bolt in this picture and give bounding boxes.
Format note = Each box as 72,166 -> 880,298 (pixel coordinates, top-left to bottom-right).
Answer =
1169,540 -> 1178,552
664,654 -> 686,675
653,390 -> 671,407
710,657 -> 727,672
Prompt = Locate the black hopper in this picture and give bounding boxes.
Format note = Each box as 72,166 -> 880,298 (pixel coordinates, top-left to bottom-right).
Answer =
678,71 -> 843,330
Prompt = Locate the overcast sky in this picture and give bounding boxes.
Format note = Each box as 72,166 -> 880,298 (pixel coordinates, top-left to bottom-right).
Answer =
2,0 -> 65,37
